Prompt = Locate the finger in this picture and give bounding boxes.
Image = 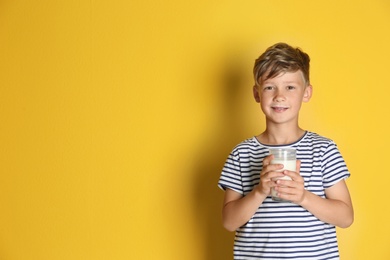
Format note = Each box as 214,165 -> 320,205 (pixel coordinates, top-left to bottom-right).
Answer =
276,179 -> 292,188
263,169 -> 286,181
296,159 -> 301,173
262,154 -> 274,166
276,177 -> 302,188
261,173 -> 284,185
273,187 -> 292,201
275,185 -> 290,195
276,184 -> 299,196
282,169 -> 304,182
261,165 -> 284,178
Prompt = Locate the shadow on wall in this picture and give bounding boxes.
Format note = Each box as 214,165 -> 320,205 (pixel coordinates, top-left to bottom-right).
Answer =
192,51 -> 259,259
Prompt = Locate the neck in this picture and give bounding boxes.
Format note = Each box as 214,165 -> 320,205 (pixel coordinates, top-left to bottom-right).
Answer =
258,125 -> 305,145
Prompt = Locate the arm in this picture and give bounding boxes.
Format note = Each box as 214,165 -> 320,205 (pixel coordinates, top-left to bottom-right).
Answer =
275,170 -> 354,228
222,188 -> 265,232
222,155 -> 284,232
300,180 -> 354,228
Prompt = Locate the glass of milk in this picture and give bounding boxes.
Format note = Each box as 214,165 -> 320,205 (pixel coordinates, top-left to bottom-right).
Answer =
269,148 -> 297,202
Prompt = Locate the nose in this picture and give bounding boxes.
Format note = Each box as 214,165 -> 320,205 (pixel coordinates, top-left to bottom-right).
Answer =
273,90 -> 285,102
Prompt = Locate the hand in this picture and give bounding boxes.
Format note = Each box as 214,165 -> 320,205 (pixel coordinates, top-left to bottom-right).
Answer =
273,160 -> 306,203
255,155 -> 285,196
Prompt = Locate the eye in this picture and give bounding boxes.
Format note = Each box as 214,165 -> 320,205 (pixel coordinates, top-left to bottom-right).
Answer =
263,86 -> 274,91
287,85 -> 296,90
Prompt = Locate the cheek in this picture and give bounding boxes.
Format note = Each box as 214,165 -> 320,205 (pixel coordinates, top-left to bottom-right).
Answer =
259,92 -> 271,102
260,101 -> 269,113
292,99 -> 304,110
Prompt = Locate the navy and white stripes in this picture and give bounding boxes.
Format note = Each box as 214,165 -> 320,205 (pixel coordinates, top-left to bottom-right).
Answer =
218,131 -> 349,259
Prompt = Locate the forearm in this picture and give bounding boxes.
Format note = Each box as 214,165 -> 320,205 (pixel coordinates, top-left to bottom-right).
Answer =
222,187 -> 267,232
300,190 -> 354,228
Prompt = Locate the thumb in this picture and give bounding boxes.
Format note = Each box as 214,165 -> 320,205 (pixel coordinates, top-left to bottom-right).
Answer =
296,160 -> 301,173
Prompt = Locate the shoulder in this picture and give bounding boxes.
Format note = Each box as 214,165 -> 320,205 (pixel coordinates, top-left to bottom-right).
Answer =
229,137 -> 268,157
232,137 -> 264,152
304,131 -> 334,143
297,132 -> 342,157
299,131 -> 348,168
234,137 -> 259,148
301,131 -> 338,147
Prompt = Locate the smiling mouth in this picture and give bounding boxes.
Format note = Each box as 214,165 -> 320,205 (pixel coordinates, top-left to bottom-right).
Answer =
272,106 -> 289,112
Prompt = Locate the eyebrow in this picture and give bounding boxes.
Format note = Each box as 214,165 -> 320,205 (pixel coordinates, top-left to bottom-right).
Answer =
263,80 -> 300,85
282,81 -> 300,84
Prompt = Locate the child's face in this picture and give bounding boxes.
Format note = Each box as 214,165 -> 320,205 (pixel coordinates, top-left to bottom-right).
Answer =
253,70 -> 312,125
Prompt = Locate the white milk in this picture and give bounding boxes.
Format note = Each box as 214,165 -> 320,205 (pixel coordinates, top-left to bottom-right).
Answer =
270,158 -> 297,200
271,159 -> 296,172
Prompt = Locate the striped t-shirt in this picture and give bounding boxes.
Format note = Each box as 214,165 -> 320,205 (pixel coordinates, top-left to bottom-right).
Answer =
218,131 -> 350,260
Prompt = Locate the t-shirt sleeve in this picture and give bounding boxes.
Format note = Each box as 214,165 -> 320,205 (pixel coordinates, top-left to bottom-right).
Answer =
322,141 -> 350,189
218,149 -> 244,195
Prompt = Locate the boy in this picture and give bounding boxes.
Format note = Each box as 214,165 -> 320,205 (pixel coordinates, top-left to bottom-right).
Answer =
218,43 -> 353,259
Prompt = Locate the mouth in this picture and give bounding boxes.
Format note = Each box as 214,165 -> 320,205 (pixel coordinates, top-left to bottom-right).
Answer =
271,106 -> 289,112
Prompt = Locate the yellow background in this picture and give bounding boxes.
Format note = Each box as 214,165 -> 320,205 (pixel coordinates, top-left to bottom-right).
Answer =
0,0 -> 389,259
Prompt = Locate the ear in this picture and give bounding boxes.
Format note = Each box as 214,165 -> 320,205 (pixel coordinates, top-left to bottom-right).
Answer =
253,85 -> 261,103
302,85 -> 313,102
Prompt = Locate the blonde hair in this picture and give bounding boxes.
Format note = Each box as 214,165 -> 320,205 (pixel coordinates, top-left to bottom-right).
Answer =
253,43 -> 310,86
